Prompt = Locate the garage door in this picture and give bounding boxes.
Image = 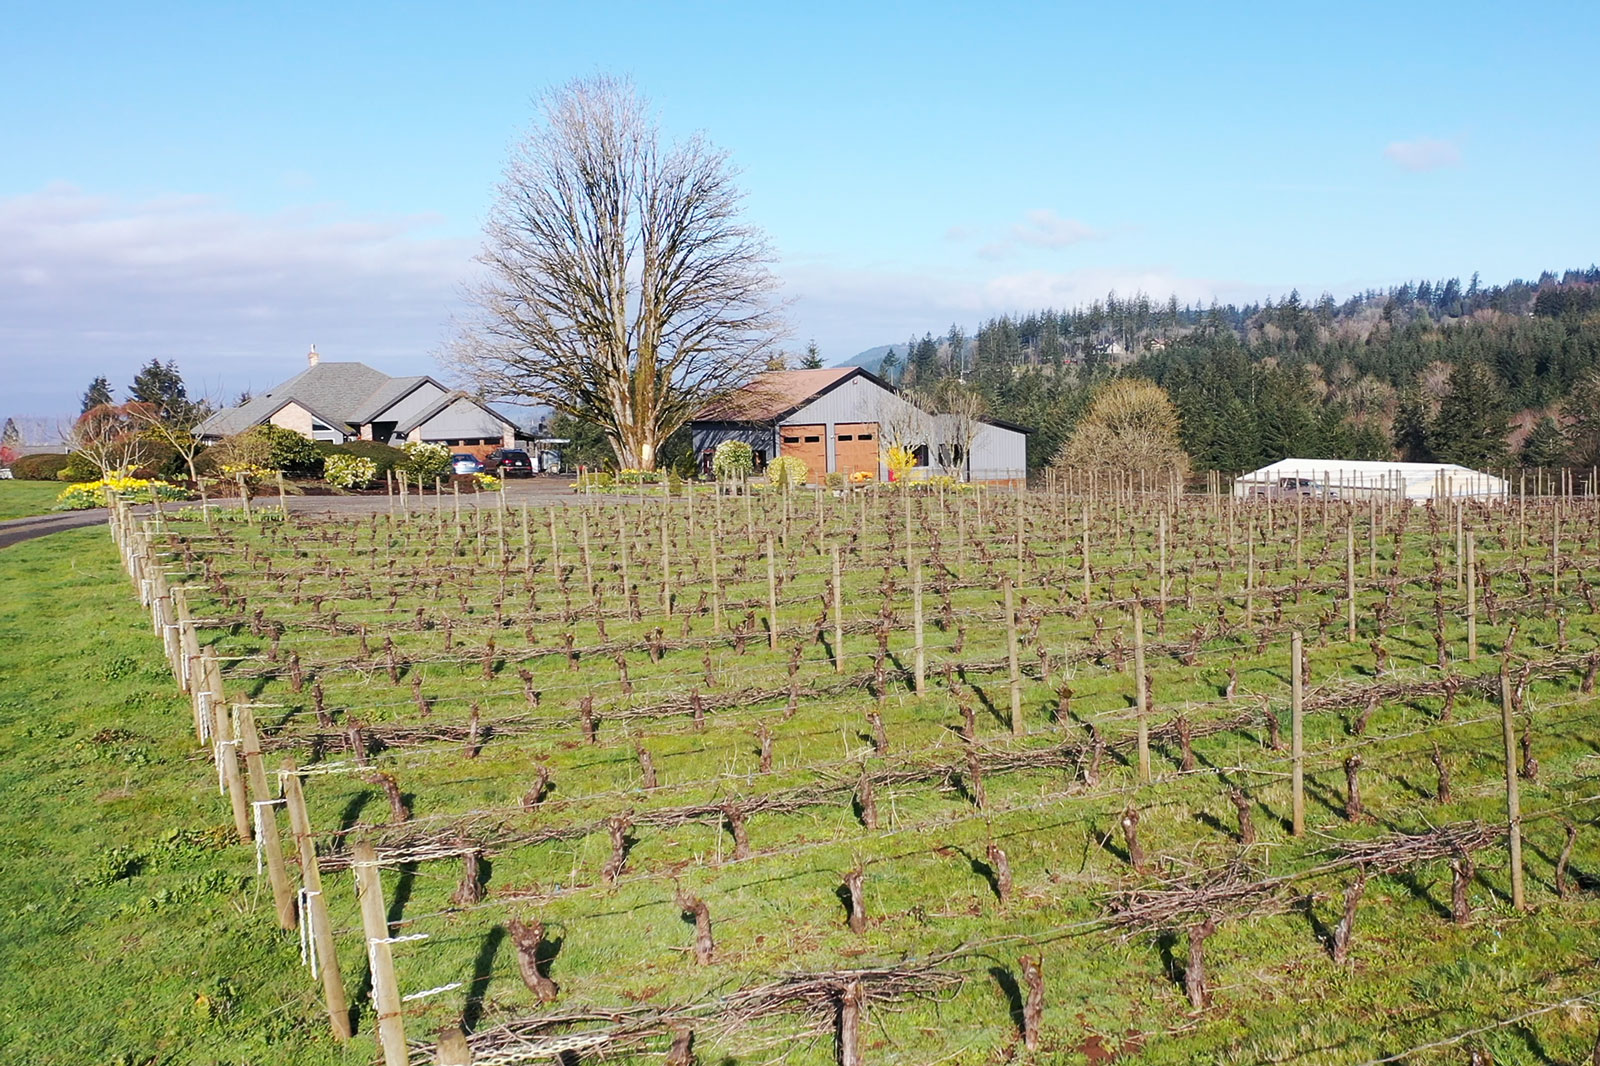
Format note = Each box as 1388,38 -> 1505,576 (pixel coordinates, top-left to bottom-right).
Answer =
834,422 -> 879,479
778,423 -> 826,482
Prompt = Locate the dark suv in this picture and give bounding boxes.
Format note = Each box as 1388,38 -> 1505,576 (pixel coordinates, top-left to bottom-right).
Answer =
483,448 -> 533,478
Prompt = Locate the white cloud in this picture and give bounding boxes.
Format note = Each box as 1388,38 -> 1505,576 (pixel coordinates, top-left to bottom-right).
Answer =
0,184 -> 476,413
1383,137 -> 1462,172
960,208 -> 1105,261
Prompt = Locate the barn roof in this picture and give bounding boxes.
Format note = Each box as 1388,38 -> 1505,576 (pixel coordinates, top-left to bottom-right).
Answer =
695,367 -> 864,423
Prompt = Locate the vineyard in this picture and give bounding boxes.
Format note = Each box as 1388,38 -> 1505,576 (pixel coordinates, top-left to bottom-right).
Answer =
106,481 -> 1600,1065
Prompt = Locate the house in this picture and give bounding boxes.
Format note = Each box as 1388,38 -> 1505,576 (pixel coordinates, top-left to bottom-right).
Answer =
690,367 -> 1028,483
196,348 -> 518,456
1232,458 -> 1508,503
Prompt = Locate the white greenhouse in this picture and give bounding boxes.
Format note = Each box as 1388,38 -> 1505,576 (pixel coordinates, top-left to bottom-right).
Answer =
1232,458 -> 1508,503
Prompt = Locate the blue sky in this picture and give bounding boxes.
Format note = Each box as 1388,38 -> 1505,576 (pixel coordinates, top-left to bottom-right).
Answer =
3,0 -> 1596,414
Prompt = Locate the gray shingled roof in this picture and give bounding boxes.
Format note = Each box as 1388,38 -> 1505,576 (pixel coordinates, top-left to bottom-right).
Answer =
196,363 -> 465,438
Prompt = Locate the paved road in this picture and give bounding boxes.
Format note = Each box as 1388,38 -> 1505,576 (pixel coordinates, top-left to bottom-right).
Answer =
0,509 -> 111,549
0,478 -> 598,548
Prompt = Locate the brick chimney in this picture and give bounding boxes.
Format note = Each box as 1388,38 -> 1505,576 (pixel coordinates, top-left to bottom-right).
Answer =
307,344 -> 320,367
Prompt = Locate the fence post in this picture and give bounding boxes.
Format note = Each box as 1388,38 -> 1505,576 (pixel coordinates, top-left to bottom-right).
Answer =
215,697 -> 253,842
1134,597 -> 1150,783
352,842 -> 409,1066
1346,520 -> 1357,642
236,703 -> 298,932
1500,667 -> 1526,911
1466,532 -> 1477,662
831,545 -> 844,674
913,563 -> 926,696
1004,578 -> 1022,736
281,761 -> 352,1041
766,534 -> 779,650
1291,630 -> 1305,837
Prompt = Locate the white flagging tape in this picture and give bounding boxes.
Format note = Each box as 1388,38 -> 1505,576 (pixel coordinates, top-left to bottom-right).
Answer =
298,888 -> 322,978
213,738 -> 238,797
250,799 -> 285,875
401,981 -> 463,1003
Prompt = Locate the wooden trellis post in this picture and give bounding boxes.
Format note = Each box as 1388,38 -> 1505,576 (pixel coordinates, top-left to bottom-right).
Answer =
1291,630 -> 1305,837
1133,598 -> 1150,783
281,761 -> 352,1041
1346,520 -> 1357,642
913,563 -> 926,696
831,545 -> 844,674
1466,532 -> 1477,662
1501,668 -> 1526,910
236,703 -> 297,931
352,842 -> 409,1066
766,534 -> 779,650
214,692 -> 252,843
1004,578 -> 1022,736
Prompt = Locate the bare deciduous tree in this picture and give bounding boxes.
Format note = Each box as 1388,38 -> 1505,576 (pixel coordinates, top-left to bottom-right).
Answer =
448,76 -> 783,470
71,403 -> 152,478
927,379 -> 986,480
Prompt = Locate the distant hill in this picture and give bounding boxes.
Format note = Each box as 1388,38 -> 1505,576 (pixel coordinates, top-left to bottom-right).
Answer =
833,345 -> 897,374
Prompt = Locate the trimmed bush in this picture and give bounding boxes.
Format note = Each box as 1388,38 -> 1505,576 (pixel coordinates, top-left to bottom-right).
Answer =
317,440 -> 405,479
400,442 -> 452,483
9,453 -> 70,480
250,425 -> 324,477
766,455 -> 808,489
712,440 -> 754,481
323,454 -> 378,490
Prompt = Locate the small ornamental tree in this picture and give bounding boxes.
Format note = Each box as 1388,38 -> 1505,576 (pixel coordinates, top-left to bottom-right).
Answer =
765,455 -> 807,490
712,440 -> 754,481
1053,377 -> 1190,482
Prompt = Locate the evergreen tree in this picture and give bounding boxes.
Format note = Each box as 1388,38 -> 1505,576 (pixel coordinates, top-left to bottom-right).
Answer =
1428,361 -> 1509,467
81,375 -> 114,413
1,418 -> 18,447
1519,415 -> 1568,467
800,340 -> 823,370
1392,389 -> 1433,462
128,359 -> 202,425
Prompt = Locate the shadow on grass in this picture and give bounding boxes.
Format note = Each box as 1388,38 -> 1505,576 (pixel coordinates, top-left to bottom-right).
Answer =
462,925 -> 505,1032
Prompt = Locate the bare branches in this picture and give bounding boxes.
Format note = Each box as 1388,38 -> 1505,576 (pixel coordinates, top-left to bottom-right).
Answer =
451,76 -> 783,469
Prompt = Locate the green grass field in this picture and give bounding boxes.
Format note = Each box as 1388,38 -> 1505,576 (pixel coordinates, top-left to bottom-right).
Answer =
12,488 -> 1600,1065
0,480 -> 68,520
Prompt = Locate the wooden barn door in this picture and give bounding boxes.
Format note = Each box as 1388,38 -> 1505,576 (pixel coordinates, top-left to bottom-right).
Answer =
779,424 -> 827,481
834,422 -> 879,479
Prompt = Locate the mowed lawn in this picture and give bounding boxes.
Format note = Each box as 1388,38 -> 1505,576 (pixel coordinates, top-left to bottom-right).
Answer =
0,481 -> 69,521
0,529 -> 359,1065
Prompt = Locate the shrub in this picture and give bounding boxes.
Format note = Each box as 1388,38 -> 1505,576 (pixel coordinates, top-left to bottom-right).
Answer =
823,471 -> 846,490
60,451 -> 103,482
884,444 -> 917,483
57,476 -> 193,509
9,453 -> 70,480
250,425 -> 324,477
400,442 -> 452,483
766,455 -> 808,489
323,454 -> 378,490
616,468 -> 663,485
712,440 -> 755,481
317,439 -> 406,479
473,472 -> 503,492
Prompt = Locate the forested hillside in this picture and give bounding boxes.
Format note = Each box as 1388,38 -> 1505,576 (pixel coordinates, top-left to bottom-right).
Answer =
879,267 -> 1600,475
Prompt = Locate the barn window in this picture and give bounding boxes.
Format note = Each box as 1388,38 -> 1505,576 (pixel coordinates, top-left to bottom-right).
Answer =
752,449 -> 767,470
858,432 -> 874,441
837,434 -> 853,442
782,435 -> 800,444
804,435 -> 820,443
912,444 -> 929,467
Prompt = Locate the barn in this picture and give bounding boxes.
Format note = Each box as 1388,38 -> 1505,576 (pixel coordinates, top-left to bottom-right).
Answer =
1232,458 -> 1509,503
690,367 -> 1028,484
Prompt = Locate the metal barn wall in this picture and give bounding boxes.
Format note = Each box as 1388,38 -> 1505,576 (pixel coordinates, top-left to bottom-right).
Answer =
691,422 -> 779,467
968,422 -> 1028,482
784,375 -> 930,477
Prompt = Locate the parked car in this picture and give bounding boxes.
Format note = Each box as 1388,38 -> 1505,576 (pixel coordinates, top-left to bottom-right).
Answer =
483,448 -> 533,477
1250,477 -> 1338,500
450,453 -> 483,475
